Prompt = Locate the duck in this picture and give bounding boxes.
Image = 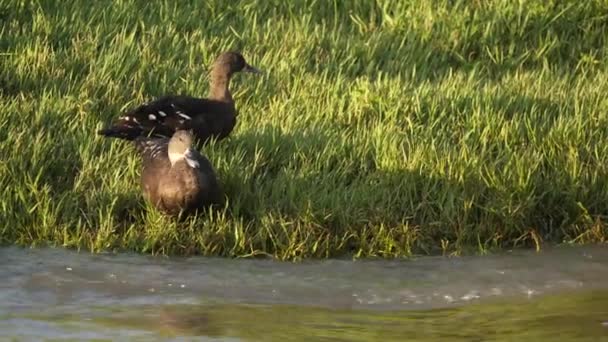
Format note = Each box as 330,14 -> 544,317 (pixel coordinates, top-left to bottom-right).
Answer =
134,130 -> 223,216
98,51 -> 261,145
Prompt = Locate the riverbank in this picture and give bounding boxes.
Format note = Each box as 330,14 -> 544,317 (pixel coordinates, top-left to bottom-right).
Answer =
1,1 -> 607,259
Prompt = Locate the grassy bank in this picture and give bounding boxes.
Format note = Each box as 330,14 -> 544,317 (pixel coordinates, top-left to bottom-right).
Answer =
1,0 -> 607,260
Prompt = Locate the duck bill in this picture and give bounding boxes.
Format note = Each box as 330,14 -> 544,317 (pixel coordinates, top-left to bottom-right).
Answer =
243,63 -> 263,74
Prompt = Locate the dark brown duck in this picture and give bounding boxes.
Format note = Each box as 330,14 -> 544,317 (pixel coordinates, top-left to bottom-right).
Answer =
135,130 -> 222,216
98,51 -> 261,145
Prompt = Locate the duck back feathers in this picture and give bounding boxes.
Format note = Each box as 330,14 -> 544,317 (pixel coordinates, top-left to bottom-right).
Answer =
99,95 -> 236,143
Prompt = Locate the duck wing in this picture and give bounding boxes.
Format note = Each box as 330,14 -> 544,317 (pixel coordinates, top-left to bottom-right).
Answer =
188,148 -> 223,206
133,137 -> 171,205
98,95 -> 231,141
133,136 -> 170,165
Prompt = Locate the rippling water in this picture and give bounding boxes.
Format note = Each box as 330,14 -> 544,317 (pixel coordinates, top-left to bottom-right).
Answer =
1,245 -> 607,341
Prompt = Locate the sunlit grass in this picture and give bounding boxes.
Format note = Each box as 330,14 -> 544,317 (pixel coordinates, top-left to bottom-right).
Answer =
1,0 -> 607,259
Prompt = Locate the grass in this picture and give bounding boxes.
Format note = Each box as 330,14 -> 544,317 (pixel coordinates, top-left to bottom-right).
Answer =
1,0 -> 608,260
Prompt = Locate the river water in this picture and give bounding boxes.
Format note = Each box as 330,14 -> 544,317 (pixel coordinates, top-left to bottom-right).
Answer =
1,245 -> 607,341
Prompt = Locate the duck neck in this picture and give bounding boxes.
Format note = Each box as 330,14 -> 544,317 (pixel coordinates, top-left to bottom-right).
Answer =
208,69 -> 233,103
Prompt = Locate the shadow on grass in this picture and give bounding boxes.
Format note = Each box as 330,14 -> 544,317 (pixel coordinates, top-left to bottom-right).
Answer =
212,126 -> 548,257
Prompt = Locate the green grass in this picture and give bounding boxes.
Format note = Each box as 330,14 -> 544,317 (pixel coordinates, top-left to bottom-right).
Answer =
1,0 -> 608,260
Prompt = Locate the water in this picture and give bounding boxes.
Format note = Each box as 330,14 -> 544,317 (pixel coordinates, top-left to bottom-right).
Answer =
1,245 -> 607,341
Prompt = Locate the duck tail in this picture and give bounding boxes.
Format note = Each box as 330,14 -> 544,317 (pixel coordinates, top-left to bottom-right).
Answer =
97,114 -> 151,140
97,125 -> 143,141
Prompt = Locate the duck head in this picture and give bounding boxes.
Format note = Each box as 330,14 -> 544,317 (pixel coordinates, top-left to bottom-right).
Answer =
168,130 -> 199,169
211,51 -> 262,78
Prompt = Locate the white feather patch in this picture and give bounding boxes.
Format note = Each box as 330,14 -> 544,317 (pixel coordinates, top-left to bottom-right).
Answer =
158,111 -> 167,117
148,114 -> 157,120
144,144 -> 163,159
151,147 -> 162,158
185,157 -> 199,168
185,149 -> 200,168
176,111 -> 192,120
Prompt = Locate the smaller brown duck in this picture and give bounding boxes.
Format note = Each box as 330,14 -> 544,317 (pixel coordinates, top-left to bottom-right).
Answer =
135,130 -> 222,216
98,51 -> 261,145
